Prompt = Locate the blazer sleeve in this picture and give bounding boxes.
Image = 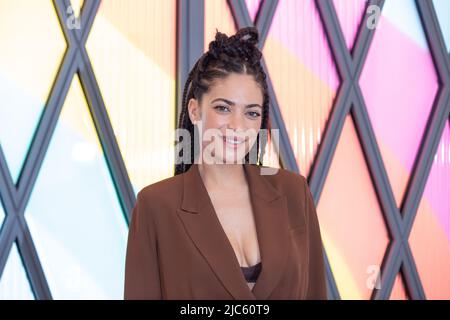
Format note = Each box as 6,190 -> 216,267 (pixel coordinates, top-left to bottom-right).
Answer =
124,191 -> 162,299
303,178 -> 328,300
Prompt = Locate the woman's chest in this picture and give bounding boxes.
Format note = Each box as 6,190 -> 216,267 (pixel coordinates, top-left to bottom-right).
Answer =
207,190 -> 261,267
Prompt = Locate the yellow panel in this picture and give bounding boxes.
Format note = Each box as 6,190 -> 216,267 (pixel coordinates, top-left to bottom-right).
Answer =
0,0 -> 67,183
262,0 -> 339,177
317,116 -> 389,299
204,0 -> 236,51
0,1 -> 66,102
70,0 -> 84,17
86,0 -> 176,193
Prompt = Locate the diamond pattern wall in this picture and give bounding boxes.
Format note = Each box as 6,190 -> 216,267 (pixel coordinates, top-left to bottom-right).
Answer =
360,0 -> 439,207
0,0 -> 66,183
0,0 -> 449,299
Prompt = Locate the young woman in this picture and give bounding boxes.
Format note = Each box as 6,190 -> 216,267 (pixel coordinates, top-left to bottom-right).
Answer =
124,27 -> 327,300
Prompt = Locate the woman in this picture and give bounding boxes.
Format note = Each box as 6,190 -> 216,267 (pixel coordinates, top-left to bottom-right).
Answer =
124,27 -> 327,300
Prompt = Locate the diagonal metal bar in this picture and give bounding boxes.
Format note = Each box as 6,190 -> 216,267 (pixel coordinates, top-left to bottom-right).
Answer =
74,1 -> 136,223
17,0 -> 79,213
311,0 -> 387,201
0,142 -> 21,277
254,0 -> 278,45
403,0 -> 450,238
0,0 -> 86,299
79,0 -> 98,45
0,216 -> 19,285
313,0 -> 365,300
395,0 -> 450,300
352,86 -> 405,299
15,218 -> 48,300
176,0 -> 205,134
346,0 -> 424,300
347,1 -> 406,294
228,0 -> 253,29
0,131 -> 20,212
56,0 -> 137,223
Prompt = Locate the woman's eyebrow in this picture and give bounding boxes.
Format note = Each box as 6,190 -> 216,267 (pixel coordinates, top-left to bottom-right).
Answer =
211,98 -> 262,109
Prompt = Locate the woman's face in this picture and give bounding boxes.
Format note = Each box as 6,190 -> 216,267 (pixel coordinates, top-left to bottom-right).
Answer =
188,73 -> 263,164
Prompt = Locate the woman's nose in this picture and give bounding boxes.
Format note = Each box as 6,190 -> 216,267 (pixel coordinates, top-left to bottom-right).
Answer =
228,112 -> 245,131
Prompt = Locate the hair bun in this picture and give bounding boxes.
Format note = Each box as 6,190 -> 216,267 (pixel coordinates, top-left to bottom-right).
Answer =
208,27 -> 261,62
235,26 -> 259,47
208,30 -> 228,57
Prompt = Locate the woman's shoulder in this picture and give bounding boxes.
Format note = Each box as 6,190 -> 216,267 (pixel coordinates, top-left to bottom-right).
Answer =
135,172 -> 184,206
256,164 -> 308,193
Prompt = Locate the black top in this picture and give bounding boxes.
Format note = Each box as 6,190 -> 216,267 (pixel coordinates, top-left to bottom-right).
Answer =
240,261 -> 262,283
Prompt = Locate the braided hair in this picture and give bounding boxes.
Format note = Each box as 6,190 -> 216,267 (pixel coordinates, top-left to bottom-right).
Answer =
175,26 -> 270,175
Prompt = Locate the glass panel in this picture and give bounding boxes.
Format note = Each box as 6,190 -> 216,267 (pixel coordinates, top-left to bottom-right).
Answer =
317,116 -> 389,299
263,0 -> 339,177
0,242 -> 35,299
360,0 -> 439,207
86,0 -> 176,195
69,0 -> 84,18
205,0 -> 236,51
25,75 -> 128,299
0,0 -> 66,183
332,0 -> 367,52
409,121 -> 450,299
245,0 -> 261,22
389,271 -> 409,300
432,0 -> 450,54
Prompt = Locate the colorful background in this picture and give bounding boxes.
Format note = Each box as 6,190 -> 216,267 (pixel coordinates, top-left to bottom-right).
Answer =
0,0 -> 449,299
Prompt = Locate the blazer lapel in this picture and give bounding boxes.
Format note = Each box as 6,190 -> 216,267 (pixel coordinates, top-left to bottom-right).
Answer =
176,163 -> 290,300
243,164 -> 290,300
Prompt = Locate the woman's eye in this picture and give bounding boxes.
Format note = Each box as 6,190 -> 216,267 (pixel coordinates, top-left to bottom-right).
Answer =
214,105 -> 230,112
247,111 -> 261,118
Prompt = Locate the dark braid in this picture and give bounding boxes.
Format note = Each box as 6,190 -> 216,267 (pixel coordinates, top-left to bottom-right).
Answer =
175,26 -> 270,175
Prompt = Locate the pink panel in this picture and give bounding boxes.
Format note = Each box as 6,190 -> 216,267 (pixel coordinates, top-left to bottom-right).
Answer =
333,0 -> 367,51
359,15 -> 439,206
409,122 -> 450,299
317,116 -> 389,299
263,0 -> 339,176
266,0 -> 339,90
244,0 -> 261,22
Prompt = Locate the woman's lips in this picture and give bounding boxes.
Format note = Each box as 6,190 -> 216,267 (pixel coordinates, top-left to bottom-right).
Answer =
222,136 -> 246,149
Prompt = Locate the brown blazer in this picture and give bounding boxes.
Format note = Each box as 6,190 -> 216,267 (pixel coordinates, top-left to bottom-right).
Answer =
124,163 -> 327,300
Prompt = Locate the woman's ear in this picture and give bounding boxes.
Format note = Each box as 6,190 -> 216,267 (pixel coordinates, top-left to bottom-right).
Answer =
187,98 -> 201,123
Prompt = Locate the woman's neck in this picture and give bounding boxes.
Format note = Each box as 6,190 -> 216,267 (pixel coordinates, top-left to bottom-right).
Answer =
197,161 -> 247,191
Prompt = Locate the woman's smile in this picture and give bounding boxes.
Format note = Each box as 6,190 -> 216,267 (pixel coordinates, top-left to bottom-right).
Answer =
222,135 -> 247,150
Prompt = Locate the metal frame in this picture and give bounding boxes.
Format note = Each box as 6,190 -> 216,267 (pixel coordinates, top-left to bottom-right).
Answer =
0,0 -> 448,300
176,0 -> 205,124
226,0 -> 450,300
314,0 -> 450,300
0,0 -> 135,299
